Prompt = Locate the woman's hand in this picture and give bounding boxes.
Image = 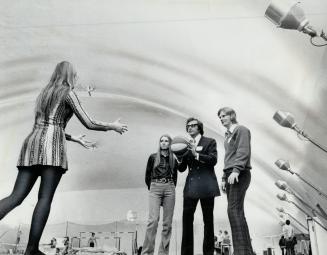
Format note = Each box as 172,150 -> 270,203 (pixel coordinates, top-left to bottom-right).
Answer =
72,134 -> 97,149
109,118 -> 128,134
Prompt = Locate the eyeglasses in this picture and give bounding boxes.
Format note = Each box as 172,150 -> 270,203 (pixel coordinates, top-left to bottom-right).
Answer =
187,123 -> 198,128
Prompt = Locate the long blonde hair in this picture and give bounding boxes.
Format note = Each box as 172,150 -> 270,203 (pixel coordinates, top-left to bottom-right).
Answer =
35,61 -> 76,118
153,134 -> 175,171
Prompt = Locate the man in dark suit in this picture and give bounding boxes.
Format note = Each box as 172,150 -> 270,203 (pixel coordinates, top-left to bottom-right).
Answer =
178,117 -> 220,255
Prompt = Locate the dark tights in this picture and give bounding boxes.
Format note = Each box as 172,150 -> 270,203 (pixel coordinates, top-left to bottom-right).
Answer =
0,166 -> 63,255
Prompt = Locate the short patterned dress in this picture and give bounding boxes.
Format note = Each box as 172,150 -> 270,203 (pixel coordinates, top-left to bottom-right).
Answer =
17,90 -> 108,172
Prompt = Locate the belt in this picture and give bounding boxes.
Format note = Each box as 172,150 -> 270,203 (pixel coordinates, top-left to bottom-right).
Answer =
151,178 -> 173,184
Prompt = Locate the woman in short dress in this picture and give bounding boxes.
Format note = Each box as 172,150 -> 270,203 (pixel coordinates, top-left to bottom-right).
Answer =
0,61 -> 128,255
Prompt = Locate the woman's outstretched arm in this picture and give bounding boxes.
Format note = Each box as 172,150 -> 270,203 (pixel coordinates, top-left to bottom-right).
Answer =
66,90 -> 128,134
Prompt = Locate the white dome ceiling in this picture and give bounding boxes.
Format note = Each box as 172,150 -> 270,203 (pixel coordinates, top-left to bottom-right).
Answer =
1,0 -> 327,244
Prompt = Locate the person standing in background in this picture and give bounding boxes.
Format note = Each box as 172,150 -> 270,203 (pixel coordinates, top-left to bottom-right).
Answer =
283,220 -> 295,255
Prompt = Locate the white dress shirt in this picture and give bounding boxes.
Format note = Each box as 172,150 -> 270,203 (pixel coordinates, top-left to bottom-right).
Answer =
193,134 -> 202,160
226,124 -> 238,143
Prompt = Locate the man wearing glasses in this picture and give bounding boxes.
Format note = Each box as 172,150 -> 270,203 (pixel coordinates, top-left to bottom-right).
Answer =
178,117 -> 220,255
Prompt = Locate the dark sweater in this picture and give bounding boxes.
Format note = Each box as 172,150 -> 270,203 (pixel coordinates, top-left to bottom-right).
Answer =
223,125 -> 252,179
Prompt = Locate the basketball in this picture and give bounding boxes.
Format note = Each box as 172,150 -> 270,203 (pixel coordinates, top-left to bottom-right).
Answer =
171,136 -> 191,157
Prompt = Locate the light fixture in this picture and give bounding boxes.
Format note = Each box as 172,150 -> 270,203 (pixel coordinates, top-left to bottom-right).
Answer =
275,159 -> 292,172
277,192 -> 312,215
273,110 -> 327,153
275,159 -> 327,201
275,180 -> 327,220
316,204 -> 327,220
273,111 -> 304,134
276,207 -> 285,213
265,0 -> 327,47
277,193 -> 327,231
275,180 -> 292,192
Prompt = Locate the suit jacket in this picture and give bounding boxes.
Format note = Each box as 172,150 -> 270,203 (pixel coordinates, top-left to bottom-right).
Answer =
145,153 -> 178,190
179,136 -> 220,198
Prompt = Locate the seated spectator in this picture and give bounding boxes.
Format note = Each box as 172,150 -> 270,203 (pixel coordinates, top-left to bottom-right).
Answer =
55,248 -> 61,255
62,237 -> 70,255
214,236 -> 220,255
88,232 -> 97,248
217,230 -> 223,247
137,246 -> 142,255
222,230 -> 231,245
50,238 -> 57,249
222,231 -> 231,255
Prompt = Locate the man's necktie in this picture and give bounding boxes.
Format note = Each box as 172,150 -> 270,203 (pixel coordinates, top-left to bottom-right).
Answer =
225,130 -> 232,140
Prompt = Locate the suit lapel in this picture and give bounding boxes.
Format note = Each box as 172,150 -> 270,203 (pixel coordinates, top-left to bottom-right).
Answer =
198,136 -> 204,146
195,136 -> 206,155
